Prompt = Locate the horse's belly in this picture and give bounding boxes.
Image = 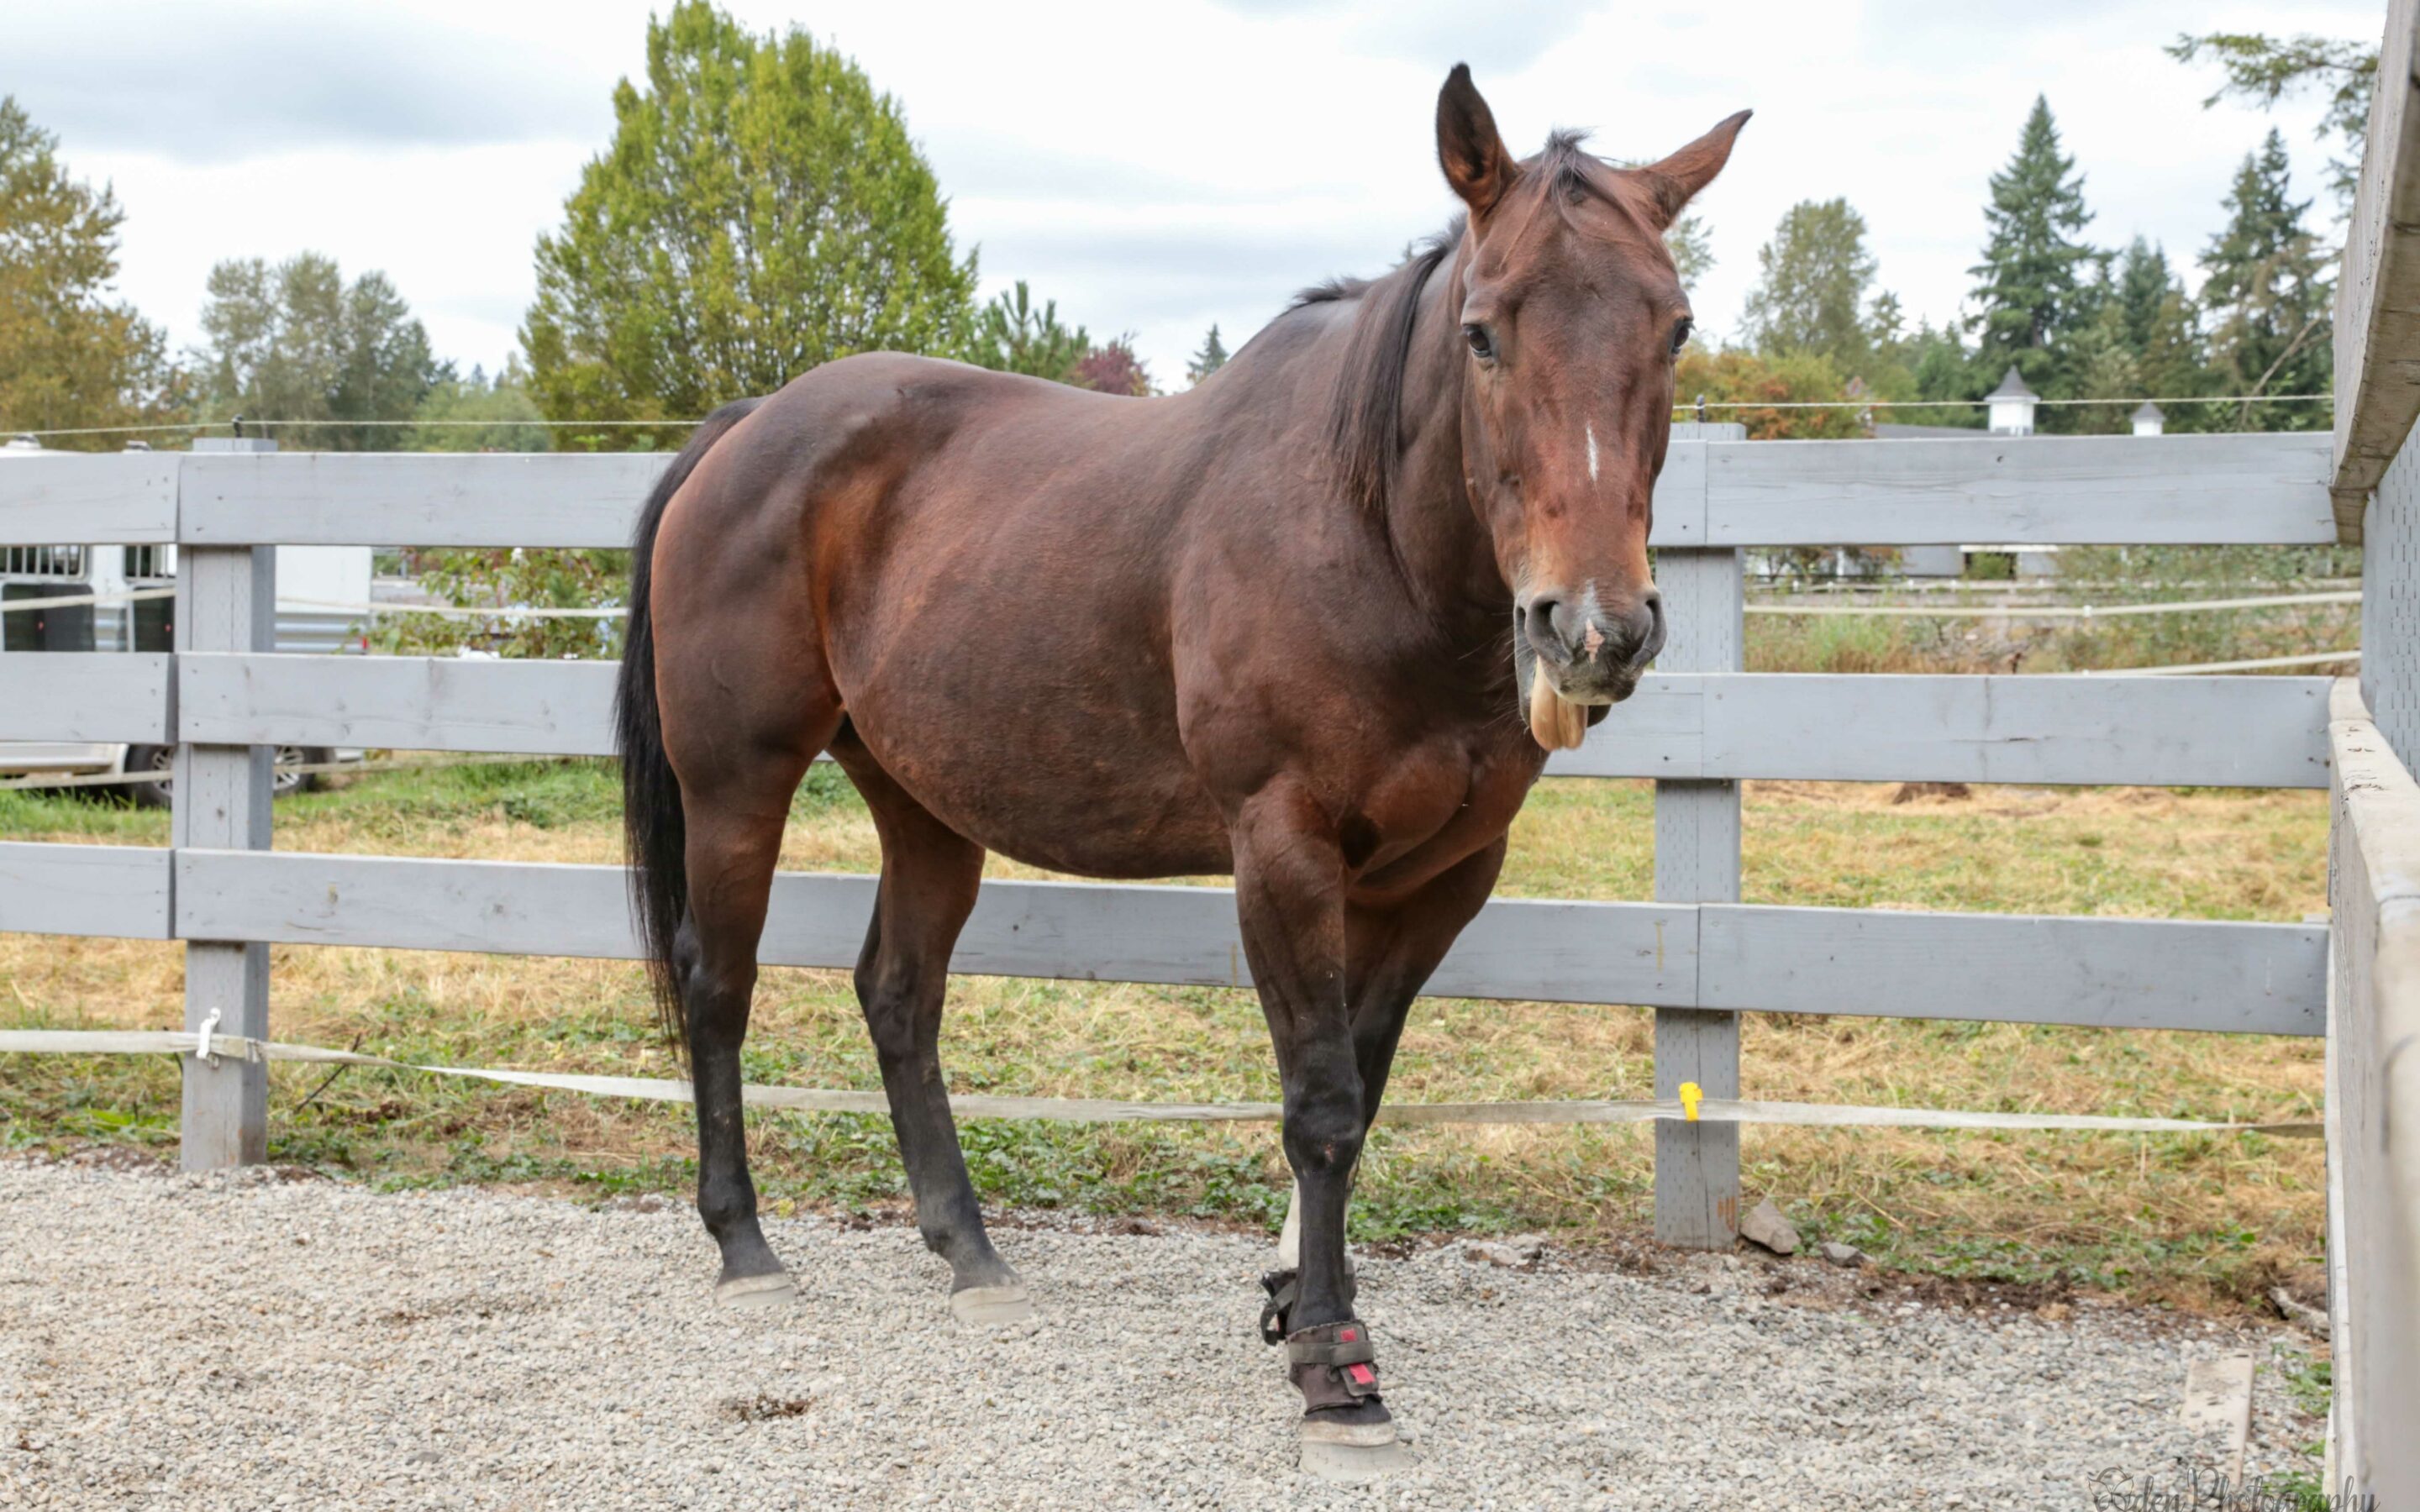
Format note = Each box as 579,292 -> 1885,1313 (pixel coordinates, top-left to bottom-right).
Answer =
844,696 -> 1232,879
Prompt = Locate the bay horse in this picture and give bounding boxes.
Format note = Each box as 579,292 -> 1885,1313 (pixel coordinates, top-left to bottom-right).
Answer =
617,64 -> 1746,1473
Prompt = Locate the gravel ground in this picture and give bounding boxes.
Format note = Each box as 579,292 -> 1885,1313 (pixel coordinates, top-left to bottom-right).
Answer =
0,1154 -> 2323,1510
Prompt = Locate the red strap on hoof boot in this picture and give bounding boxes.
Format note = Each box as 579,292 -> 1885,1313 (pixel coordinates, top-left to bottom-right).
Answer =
1286,1320 -> 1381,1411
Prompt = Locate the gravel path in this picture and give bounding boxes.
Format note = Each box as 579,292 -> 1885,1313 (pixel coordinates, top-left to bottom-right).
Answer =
0,1155 -> 2321,1509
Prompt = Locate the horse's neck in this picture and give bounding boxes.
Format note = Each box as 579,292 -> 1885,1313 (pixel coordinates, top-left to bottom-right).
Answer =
1381,250 -> 1512,643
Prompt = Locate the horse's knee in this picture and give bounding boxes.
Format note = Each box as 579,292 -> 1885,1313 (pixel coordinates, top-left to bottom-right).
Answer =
1283,1084 -> 1366,1182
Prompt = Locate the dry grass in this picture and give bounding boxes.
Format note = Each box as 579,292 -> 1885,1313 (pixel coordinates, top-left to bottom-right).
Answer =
0,760 -> 2328,1312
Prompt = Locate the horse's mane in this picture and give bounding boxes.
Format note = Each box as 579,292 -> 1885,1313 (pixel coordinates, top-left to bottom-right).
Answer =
1287,219 -> 1461,517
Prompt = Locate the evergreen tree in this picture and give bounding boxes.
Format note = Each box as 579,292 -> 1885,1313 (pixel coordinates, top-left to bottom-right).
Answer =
2106,238 -> 2207,424
521,2 -> 978,444
964,281 -> 1090,382
1967,97 -> 2098,403
193,253 -> 441,449
1739,197 -> 1886,372
2169,32 -> 2376,214
1186,324 -> 1228,386
0,97 -> 182,444
2199,129 -> 2332,431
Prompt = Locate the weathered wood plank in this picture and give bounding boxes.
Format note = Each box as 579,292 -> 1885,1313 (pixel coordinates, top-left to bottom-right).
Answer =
1644,438 -> 1708,546
171,849 -> 1698,1007
197,656 -> 2333,790
0,653 -> 172,742
1701,433 -> 2333,546
180,653 -> 618,755
0,454 -> 181,544
160,438 -> 2335,550
2323,676 -> 2420,1499
1689,673 -> 2331,789
1557,673 -> 2332,788
2333,0 -> 2420,539
179,453 -> 673,547
1652,538 -> 1743,1249
0,843 -> 172,940
1698,905 -> 2324,1037
173,538 -> 276,1171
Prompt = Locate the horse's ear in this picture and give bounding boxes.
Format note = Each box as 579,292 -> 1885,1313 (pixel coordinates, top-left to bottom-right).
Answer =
1636,110 -> 1752,228
1437,64 -> 1517,218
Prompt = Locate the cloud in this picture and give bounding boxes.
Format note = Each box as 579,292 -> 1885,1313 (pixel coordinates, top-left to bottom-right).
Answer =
1206,0 -> 1599,76
7,3 -> 603,164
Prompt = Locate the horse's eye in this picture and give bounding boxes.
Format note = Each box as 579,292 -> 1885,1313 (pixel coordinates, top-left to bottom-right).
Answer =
1463,323 -> 1496,362
1669,318 -> 1694,358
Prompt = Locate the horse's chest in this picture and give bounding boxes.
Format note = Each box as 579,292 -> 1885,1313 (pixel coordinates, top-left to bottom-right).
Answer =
1348,739 -> 1540,899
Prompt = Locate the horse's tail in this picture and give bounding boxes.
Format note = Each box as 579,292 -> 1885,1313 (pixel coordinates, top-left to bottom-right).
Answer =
616,398 -> 763,1060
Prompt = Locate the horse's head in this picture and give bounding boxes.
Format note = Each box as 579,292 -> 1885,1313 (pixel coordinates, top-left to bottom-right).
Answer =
1434,66 -> 1747,748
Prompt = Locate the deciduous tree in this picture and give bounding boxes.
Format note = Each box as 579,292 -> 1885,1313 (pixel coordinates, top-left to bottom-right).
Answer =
1739,197 -> 1887,373
0,97 -> 181,445
522,1 -> 977,443
193,253 -> 440,449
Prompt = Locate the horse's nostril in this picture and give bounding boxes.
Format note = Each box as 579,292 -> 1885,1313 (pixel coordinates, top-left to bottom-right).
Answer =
1628,592 -> 1666,668
1522,596 -> 1565,658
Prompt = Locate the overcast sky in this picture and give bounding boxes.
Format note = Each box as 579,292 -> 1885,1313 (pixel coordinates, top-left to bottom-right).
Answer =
7,0 -> 2381,394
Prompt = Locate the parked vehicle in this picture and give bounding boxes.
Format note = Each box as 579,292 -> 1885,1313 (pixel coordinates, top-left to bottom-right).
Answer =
1,437 -> 366,805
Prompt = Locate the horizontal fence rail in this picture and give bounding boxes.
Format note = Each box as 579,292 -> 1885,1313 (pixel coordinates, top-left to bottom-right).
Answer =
160,654 -> 2338,790
0,454 -> 182,543
0,842 -> 173,939
0,843 -> 2325,1037
0,653 -> 174,743
0,435 -> 2334,551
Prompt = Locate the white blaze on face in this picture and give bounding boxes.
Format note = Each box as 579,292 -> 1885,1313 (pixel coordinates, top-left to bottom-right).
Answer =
1586,422 -> 1600,484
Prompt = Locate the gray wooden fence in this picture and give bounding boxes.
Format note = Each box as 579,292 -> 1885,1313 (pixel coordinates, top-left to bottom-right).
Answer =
2319,0 -> 2420,1497
0,427 -> 2341,1259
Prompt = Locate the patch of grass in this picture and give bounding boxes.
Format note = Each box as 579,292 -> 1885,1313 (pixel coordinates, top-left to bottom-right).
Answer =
0,759 -> 2329,1315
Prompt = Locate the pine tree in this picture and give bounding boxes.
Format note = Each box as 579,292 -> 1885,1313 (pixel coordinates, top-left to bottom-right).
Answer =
1186,324 -> 1228,386
2108,238 -> 2206,424
965,281 -> 1090,382
2199,129 -> 2331,431
1967,97 -> 2098,402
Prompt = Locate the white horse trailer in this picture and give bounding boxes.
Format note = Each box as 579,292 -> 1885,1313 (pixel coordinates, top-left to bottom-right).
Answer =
0,437 -> 371,804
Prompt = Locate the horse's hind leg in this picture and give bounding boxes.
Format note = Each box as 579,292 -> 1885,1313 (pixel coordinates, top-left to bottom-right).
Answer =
830,739 -> 1028,1323
677,754 -> 820,1305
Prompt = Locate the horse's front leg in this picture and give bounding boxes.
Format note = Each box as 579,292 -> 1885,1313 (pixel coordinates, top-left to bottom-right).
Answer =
1277,838 -> 1508,1270
1229,785 -> 1402,1475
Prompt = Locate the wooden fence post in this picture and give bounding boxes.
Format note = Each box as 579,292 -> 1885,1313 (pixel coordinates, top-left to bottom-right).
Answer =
1654,421 -> 1746,1248
175,437 -> 277,1170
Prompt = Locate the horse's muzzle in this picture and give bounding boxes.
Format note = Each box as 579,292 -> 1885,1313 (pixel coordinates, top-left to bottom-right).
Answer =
1518,587 -> 1662,704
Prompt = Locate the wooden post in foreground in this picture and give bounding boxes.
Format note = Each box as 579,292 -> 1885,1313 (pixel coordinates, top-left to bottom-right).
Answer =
1653,421 -> 1744,1247
176,435 -> 277,1169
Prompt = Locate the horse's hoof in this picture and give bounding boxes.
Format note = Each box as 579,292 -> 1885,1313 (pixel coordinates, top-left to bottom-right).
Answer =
1299,1421 -> 1413,1482
714,1271 -> 797,1309
949,1282 -> 1035,1326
